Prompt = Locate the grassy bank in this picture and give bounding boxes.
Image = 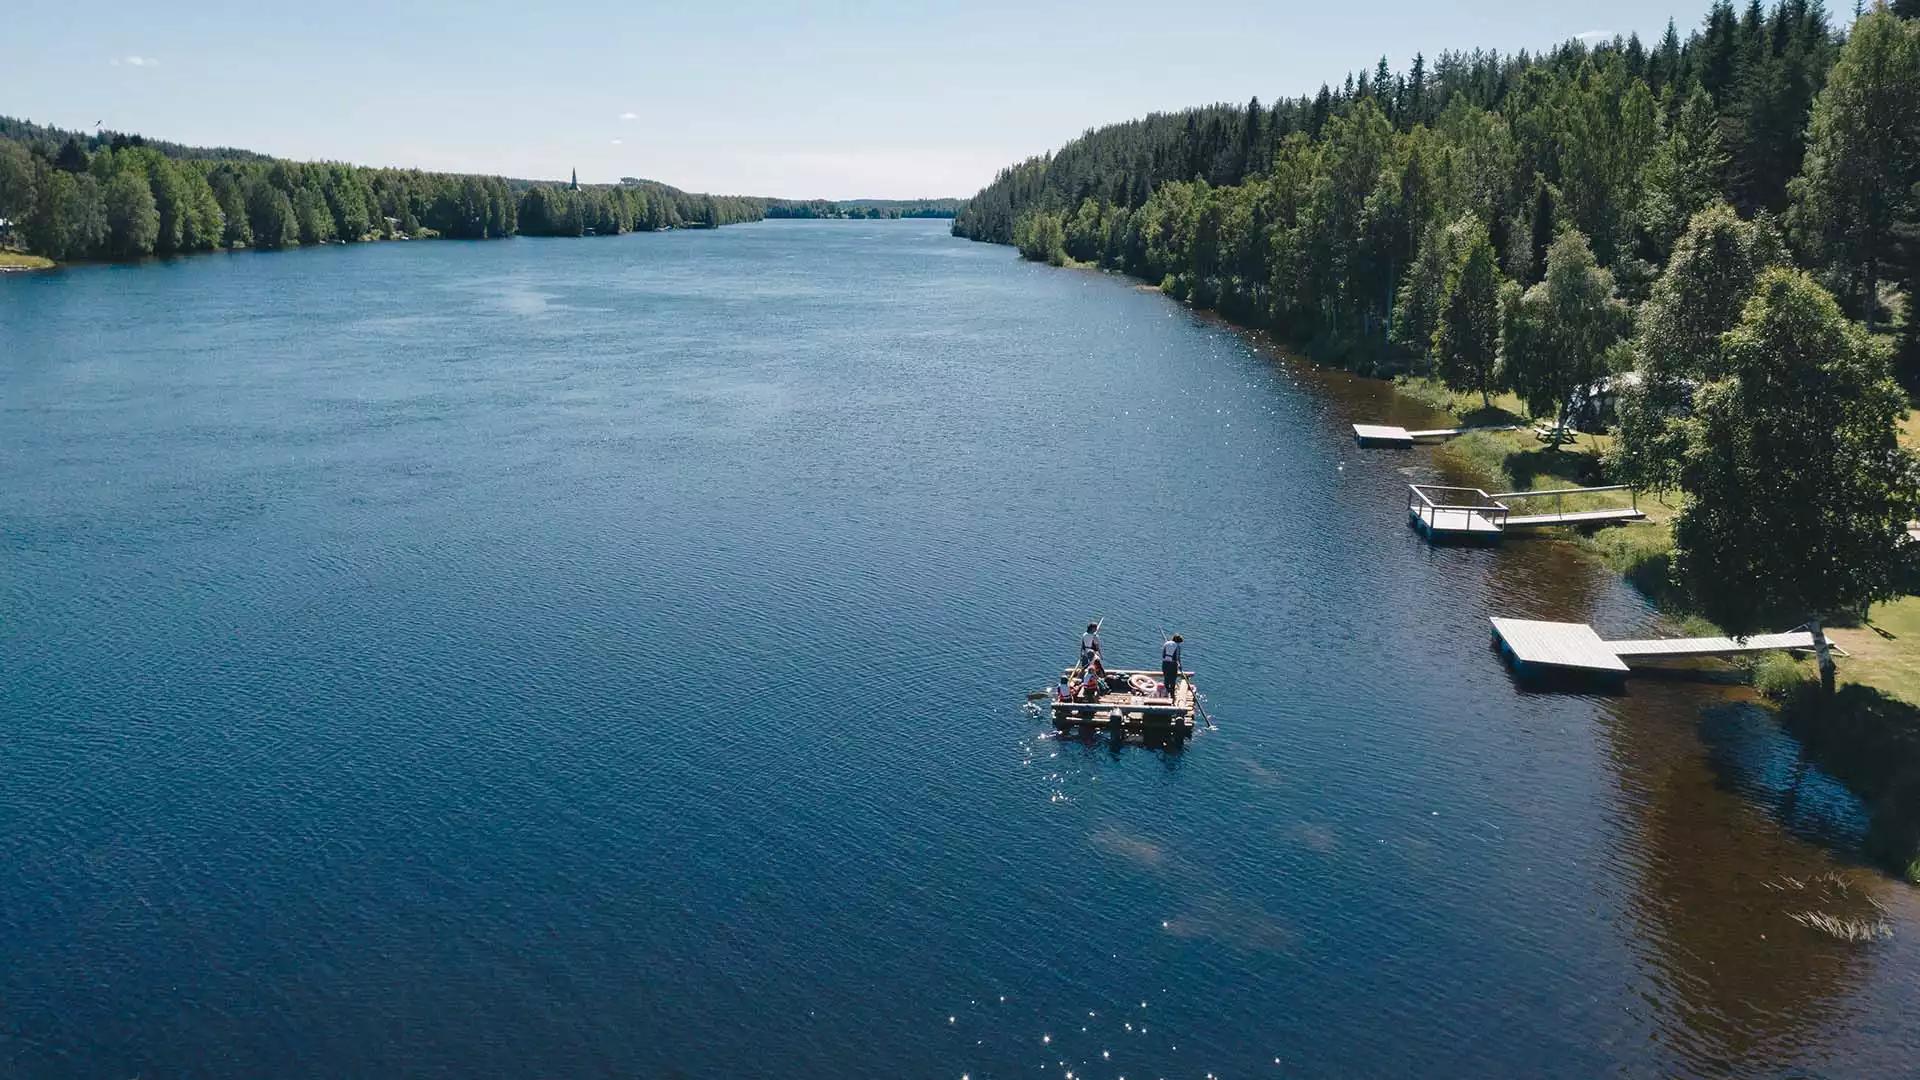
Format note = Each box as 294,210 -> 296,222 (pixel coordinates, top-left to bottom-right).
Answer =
1405,383 -> 1920,879
0,251 -> 55,270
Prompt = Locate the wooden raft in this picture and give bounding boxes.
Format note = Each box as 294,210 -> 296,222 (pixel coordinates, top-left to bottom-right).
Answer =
1052,668 -> 1197,732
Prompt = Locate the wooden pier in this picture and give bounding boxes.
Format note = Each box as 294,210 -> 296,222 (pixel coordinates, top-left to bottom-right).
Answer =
1353,423 -> 1520,447
1490,617 -> 1821,676
1408,484 -> 1644,542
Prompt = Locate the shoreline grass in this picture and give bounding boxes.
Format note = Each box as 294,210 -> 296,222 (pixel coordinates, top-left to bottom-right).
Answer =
0,251 -> 56,271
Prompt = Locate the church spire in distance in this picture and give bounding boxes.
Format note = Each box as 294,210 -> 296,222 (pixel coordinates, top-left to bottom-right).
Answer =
569,168 -> 578,191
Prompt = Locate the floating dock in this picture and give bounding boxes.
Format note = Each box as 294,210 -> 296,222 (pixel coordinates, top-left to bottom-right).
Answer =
1051,668 -> 1196,733
1490,617 -> 1820,676
1408,484 -> 1645,542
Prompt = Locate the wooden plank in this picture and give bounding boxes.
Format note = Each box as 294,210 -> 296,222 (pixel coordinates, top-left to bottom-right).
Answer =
1407,427 -> 1463,441
1413,505 -> 1504,534
1490,618 -> 1630,672
1504,508 -> 1647,528
1610,631 -> 1815,658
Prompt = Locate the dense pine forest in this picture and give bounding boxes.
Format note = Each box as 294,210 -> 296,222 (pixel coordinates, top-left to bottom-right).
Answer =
0,119 -> 947,262
955,0 -> 1918,395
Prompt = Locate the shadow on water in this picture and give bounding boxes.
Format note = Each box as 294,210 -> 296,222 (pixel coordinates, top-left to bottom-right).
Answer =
1774,684 -> 1920,881
1696,703 -> 1873,857
1048,724 -> 1192,763
1591,679 -> 1880,1076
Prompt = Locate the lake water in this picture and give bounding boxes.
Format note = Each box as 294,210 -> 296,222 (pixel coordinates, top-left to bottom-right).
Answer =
3,219 -> 1917,1078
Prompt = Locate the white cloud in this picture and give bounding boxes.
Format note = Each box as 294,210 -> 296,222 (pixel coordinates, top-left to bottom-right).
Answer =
610,138 -> 624,145
1573,30 -> 1614,44
618,112 -> 637,120
111,55 -> 160,67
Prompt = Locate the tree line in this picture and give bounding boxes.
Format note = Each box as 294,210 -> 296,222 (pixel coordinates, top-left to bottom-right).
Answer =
0,123 -> 796,261
959,1 -> 1920,676
518,180 -> 769,237
767,198 -> 962,219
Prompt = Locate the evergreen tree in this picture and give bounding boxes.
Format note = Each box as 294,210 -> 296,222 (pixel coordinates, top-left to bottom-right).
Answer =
1432,223 -> 1503,404
1789,5 -> 1920,329
1404,54 -> 1428,129
54,136 -> 88,174
1640,88 -> 1731,257
1392,215 -> 1472,372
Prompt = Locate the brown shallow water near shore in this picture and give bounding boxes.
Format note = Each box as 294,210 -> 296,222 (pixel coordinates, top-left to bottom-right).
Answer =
1221,319 -> 1920,1075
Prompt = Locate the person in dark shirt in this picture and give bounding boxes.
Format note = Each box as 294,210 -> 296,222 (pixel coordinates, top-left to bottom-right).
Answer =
1080,622 -> 1102,668
1160,634 -> 1183,700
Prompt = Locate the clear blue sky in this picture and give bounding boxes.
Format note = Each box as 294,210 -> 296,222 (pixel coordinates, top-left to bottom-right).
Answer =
3,1 -> 1725,199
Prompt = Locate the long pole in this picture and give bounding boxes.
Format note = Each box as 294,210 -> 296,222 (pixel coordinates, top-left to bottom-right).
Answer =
1193,693 -> 1217,731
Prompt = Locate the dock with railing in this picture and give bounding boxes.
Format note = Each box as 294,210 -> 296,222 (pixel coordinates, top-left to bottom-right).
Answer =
1407,484 -> 1643,542
1407,485 -> 1509,540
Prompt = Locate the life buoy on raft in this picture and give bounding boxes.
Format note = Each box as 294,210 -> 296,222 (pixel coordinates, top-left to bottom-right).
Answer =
1128,673 -> 1160,695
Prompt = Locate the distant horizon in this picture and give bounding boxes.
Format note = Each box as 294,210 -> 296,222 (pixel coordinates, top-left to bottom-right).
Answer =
4,0 -> 1730,198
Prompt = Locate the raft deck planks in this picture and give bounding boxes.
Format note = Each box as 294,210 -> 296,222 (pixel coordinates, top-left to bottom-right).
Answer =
1052,668 -> 1197,730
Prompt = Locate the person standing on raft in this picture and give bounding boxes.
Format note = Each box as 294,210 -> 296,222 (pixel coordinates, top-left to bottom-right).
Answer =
1080,622 -> 1103,668
1160,634 -> 1183,700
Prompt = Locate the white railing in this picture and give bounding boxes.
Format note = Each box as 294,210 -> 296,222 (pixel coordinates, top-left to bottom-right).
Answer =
1407,484 -> 1510,531
1489,485 -> 1638,522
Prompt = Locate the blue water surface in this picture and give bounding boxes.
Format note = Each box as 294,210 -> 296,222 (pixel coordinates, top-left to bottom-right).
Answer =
3,220 -> 1916,1079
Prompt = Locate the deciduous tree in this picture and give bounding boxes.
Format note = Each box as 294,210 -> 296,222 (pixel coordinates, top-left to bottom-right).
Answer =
1498,229 -> 1629,440
1674,268 -> 1920,690
1611,203 -> 1783,489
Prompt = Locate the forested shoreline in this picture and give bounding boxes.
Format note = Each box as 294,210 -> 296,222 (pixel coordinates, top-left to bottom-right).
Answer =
956,1 -> 1917,390
766,198 -> 962,219
0,119 -> 958,263
957,0 -> 1920,874
957,1 -> 1918,612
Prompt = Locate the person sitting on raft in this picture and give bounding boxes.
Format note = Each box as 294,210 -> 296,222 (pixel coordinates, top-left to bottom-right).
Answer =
1077,655 -> 1107,701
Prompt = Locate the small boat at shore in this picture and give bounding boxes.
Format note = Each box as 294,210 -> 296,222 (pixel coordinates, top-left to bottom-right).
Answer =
1050,667 -> 1197,733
